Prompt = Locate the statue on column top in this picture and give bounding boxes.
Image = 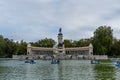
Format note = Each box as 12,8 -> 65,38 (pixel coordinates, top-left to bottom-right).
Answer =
59,28 -> 62,33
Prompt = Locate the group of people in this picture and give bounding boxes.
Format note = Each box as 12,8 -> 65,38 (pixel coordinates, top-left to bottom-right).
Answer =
25,57 -> 35,63
116,60 -> 120,64
51,56 -> 60,63
91,57 -> 100,64
52,58 -> 60,63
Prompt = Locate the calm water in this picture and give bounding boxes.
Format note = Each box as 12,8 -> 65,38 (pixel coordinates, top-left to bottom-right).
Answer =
0,59 -> 120,80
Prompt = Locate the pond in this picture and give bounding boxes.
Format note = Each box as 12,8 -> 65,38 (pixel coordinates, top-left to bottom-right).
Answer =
0,59 -> 120,80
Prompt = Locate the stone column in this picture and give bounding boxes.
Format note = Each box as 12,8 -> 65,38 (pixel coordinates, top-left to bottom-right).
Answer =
27,43 -> 32,55
89,43 -> 93,55
89,43 -> 93,59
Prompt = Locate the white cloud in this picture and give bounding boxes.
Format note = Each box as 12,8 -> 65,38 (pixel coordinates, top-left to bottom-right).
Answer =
0,0 -> 120,42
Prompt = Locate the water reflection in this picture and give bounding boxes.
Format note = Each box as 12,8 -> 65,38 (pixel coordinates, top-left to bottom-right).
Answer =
93,64 -> 116,80
0,59 -> 120,80
58,60 -> 94,80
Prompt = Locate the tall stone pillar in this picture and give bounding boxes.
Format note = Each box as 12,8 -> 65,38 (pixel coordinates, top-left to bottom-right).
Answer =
57,28 -> 63,48
55,28 -> 65,59
27,43 -> 32,55
88,43 -> 93,59
89,43 -> 93,55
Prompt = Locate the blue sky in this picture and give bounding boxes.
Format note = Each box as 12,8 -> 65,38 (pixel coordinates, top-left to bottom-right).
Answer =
0,0 -> 120,42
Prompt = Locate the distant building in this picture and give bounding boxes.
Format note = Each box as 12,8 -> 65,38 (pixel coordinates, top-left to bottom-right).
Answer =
27,28 -> 93,59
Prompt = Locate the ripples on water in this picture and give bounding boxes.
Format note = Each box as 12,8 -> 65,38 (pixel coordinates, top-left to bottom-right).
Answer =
0,59 -> 120,80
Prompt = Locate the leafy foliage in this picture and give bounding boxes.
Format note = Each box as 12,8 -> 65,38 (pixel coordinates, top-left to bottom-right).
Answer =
16,40 -> 27,55
0,35 -> 6,57
110,39 -> 120,57
63,39 -> 91,48
63,39 -> 73,48
31,38 -> 55,47
93,26 -> 113,55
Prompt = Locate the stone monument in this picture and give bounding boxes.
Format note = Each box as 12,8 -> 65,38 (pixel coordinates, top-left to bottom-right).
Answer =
53,28 -> 65,59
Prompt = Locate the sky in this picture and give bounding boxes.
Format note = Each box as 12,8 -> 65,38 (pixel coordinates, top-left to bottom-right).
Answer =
0,0 -> 120,42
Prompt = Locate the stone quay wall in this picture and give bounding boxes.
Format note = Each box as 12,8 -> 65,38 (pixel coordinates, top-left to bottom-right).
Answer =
12,55 -> 108,60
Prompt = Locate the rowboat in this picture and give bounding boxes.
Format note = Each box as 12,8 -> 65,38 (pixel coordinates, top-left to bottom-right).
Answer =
51,61 -> 59,64
91,60 -> 100,64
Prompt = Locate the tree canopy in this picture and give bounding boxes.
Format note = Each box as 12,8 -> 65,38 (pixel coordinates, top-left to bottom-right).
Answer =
31,38 -> 55,47
93,26 -> 113,55
0,35 -> 6,57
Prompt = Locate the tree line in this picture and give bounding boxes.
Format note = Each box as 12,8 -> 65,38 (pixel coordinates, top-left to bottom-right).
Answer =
0,26 -> 120,58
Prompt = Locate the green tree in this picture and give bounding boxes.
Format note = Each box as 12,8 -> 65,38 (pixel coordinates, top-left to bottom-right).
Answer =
0,35 -> 6,57
64,39 -> 92,48
32,38 -> 55,47
75,39 -> 91,47
110,39 -> 120,57
93,26 -> 113,55
63,39 -> 73,48
16,40 -> 27,55
72,40 -> 78,47
4,38 -> 17,57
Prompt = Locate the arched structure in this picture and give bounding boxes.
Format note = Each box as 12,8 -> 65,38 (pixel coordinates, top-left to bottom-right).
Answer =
27,28 -> 93,59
